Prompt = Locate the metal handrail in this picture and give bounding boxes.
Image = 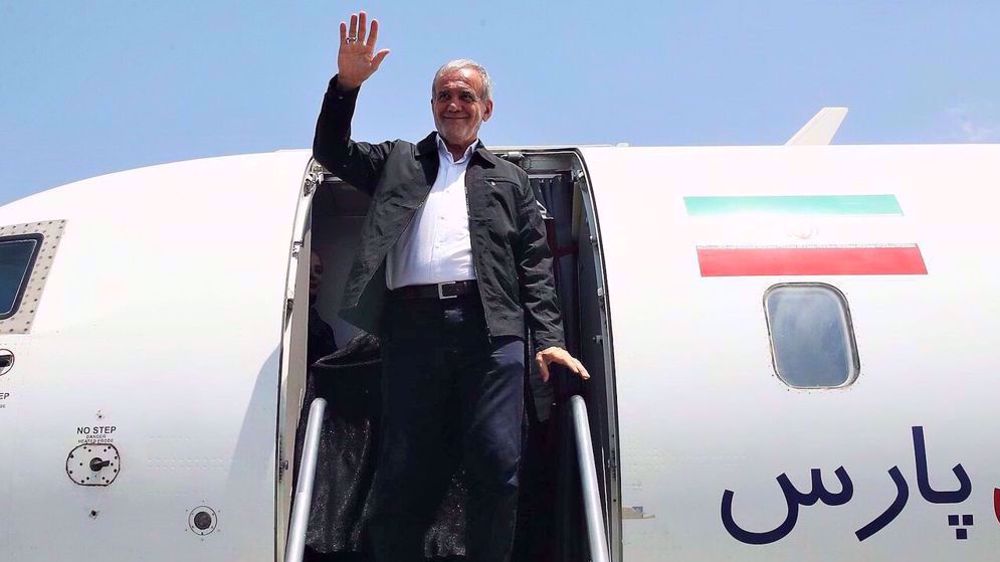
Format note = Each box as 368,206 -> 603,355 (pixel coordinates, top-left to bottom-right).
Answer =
285,397 -> 327,562
570,395 -> 611,562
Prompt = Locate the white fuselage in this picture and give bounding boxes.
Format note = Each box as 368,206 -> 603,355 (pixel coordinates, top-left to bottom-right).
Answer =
0,143 -> 998,561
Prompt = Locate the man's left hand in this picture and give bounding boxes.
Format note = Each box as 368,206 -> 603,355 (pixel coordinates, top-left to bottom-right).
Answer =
535,347 -> 590,383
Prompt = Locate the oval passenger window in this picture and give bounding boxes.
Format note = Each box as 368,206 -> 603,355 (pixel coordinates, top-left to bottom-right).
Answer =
764,283 -> 859,388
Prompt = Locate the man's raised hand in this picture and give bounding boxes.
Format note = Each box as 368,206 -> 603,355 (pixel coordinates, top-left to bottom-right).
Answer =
337,11 -> 389,91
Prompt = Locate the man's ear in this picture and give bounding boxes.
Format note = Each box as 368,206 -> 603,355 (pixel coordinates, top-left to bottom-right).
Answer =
482,99 -> 494,122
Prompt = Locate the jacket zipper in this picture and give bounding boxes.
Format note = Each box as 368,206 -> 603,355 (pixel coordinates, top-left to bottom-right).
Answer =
469,179 -> 492,338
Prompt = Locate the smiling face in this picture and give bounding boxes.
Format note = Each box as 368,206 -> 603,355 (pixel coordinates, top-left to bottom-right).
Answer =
431,67 -> 493,152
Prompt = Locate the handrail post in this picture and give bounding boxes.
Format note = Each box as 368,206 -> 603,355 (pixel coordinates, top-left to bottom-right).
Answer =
570,395 -> 611,562
285,397 -> 327,562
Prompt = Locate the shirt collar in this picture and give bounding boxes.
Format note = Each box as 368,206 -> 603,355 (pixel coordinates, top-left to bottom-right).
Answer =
436,134 -> 477,165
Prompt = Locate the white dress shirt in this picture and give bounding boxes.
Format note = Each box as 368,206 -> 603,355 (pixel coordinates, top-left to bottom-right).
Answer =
386,136 -> 477,289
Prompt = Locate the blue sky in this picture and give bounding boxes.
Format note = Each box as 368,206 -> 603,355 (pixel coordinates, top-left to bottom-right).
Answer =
2,1 -> 998,204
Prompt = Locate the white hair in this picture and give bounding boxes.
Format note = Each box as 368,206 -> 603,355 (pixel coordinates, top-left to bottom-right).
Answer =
432,59 -> 493,102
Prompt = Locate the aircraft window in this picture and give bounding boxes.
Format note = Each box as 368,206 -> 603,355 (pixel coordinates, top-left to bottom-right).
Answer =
0,234 -> 43,319
764,283 -> 859,388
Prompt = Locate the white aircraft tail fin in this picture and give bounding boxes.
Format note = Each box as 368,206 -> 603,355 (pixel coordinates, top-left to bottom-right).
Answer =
785,107 -> 848,145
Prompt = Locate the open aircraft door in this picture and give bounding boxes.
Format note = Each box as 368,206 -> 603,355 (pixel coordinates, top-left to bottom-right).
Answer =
274,160 -> 325,560
297,148 -> 622,562
516,149 -> 622,562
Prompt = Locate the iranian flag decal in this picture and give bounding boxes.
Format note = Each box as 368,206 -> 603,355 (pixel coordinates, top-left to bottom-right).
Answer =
685,195 -> 928,277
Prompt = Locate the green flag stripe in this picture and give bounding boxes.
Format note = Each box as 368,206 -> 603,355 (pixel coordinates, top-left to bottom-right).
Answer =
685,195 -> 902,216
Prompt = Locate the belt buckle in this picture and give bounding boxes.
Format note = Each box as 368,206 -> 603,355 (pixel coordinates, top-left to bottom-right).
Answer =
437,282 -> 458,300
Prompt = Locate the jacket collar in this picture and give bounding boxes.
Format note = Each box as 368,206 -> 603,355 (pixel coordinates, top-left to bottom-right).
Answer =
416,132 -> 498,168
415,132 -> 438,159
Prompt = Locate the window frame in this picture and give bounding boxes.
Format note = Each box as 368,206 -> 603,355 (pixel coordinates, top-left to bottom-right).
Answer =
763,282 -> 861,389
0,233 -> 44,320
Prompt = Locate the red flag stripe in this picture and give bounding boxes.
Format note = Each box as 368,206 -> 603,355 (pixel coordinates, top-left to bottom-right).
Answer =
698,246 -> 927,277
994,488 -> 999,526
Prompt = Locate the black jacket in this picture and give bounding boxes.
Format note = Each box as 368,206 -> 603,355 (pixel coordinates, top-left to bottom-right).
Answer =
312,76 -> 564,353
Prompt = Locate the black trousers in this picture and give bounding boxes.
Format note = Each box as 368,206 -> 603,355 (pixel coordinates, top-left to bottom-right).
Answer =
368,294 -> 526,562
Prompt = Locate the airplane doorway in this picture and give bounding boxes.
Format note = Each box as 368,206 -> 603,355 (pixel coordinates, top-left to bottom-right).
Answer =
288,150 -> 619,562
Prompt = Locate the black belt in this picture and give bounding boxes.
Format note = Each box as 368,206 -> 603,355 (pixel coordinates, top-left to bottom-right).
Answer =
391,280 -> 478,300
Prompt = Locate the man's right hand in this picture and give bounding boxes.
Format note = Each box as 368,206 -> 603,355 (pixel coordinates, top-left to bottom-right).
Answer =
337,11 -> 390,91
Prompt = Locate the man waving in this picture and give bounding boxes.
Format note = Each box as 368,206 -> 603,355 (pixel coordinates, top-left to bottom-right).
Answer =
313,11 -> 588,562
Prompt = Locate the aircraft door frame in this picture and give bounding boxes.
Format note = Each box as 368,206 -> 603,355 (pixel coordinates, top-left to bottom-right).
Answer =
572,158 -> 623,562
523,150 -> 623,562
274,163 -> 322,561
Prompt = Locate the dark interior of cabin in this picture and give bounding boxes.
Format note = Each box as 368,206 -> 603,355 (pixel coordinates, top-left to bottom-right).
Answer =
296,151 -> 617,562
